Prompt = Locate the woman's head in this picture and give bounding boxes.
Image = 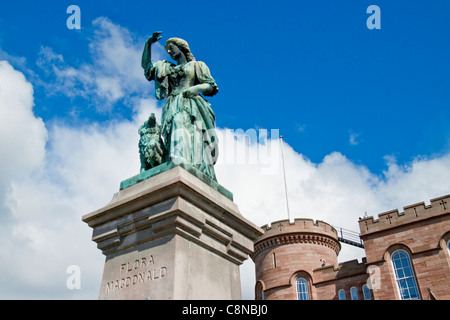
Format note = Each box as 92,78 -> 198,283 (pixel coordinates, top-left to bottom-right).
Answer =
165,37 -> 195,62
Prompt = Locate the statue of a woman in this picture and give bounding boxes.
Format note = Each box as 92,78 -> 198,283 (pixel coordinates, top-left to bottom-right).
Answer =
141,31 -> 219,181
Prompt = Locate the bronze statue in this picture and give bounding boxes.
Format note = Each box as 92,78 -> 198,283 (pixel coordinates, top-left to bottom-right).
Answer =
140,31 -> 219,181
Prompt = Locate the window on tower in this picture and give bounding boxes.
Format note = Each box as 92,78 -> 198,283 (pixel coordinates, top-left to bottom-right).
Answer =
296,278 -> 309,300
350,286 -> 359,300
362,284 -> 372,300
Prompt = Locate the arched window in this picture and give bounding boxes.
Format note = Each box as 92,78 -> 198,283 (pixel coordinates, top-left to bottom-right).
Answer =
391,250 -> 420,300
447,239 -> 450,252
362,284 -> 372,300
255,281 -> 265,300
350,286 -> 358,300
296,278 -> 309,300
338,289 -> 346,300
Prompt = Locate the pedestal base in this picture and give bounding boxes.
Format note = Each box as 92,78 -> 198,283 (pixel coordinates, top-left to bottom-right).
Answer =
82,166 -> 263,300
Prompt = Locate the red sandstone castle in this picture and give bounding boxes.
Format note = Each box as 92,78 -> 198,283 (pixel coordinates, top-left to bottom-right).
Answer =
252,194 -> 450,300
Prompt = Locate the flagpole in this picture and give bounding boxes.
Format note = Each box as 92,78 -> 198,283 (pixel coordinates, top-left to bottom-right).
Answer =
280,135 -> 291,222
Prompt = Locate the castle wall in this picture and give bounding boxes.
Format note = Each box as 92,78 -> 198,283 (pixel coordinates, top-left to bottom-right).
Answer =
252,219 -> 341,300
313,259 -> 369,300
359,194 -> 450,300
253,194 -> 450,300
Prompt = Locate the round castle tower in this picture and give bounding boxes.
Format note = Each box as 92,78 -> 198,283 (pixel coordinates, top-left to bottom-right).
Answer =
251,218 -> 341,300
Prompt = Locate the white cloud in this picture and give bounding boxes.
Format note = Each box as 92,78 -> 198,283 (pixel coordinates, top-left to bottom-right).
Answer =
0,54 -> 161,298
36,17 -> 165,110
349,130 -> 362,146
0,82 -> 161,299
0,60 -> 47,182
375,154 -> 450,210
0,60 -> 49,297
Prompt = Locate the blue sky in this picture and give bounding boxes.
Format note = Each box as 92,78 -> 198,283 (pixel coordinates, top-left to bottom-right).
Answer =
2,0 -> 449,173
1,0 -> 450,299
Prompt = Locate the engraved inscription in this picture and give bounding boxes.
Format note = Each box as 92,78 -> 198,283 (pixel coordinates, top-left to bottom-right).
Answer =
105,255 -> 167,293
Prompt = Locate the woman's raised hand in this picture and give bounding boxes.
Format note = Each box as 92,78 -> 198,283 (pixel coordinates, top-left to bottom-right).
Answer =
142,31 -> 162,68
147,31 -> 163,45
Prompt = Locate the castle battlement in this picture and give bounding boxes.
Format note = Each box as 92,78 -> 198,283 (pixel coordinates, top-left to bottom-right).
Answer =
260,218 -> 337,236
253,218 -> 340,258
358,194 -> 450,236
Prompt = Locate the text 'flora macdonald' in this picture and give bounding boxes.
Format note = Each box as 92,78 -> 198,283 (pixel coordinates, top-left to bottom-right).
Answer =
104,255 -> 167,293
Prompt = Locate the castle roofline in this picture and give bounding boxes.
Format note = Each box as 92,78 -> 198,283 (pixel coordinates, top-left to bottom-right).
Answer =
358,194 -> 450,237
260,218 -> 337,234
252,218 -> 341,259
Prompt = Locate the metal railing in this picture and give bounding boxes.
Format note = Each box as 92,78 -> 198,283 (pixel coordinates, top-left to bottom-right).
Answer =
334,226 -> 364,248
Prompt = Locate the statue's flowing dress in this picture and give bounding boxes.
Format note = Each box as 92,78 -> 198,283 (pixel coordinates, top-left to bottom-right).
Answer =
144,59 -> 219,180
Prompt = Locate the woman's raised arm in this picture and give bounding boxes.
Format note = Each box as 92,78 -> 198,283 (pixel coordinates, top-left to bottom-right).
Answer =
141,31 -> 162,69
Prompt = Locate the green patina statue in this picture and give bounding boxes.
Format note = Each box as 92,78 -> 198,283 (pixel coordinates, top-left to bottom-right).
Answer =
121,31 -> 231,199
140,31 -> 219,181
138,113 -> 165,172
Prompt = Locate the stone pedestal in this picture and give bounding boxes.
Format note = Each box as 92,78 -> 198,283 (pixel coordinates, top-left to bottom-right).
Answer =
82,166 -> 263,300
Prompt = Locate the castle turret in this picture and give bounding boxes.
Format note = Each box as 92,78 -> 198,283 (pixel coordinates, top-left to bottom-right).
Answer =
252,218 -> 341,300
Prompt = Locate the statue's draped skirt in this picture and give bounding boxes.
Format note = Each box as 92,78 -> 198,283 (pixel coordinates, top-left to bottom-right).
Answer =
145,60 -> 219,180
